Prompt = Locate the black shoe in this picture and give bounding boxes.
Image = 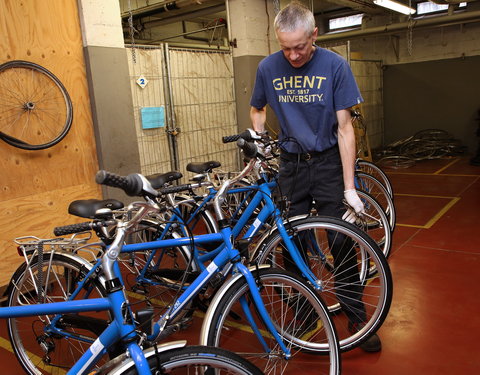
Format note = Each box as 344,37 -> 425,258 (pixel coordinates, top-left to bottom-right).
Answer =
349,322 -> 382,353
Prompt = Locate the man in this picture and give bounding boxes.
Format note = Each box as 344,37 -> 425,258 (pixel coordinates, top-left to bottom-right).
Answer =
250,1 -> 381,352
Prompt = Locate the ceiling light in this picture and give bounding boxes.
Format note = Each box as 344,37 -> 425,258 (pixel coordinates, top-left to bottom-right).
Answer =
373,0 -> 416,15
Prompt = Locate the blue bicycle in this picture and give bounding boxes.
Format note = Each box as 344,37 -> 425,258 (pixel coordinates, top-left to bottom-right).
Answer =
5,139 -> 340,375
47,133 -> 392,354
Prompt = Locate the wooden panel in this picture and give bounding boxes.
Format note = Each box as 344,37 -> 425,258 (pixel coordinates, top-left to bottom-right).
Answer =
0,184 -> 100,287
0,0 -> 101,287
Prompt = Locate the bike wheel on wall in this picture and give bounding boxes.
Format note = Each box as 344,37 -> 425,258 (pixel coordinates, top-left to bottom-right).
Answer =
0,60 -> 73,150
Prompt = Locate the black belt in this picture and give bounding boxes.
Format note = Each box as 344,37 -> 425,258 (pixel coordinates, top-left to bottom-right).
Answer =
280,146 -> 338,161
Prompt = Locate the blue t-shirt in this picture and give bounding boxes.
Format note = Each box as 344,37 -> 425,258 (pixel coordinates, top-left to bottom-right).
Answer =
250,47 -> 363,153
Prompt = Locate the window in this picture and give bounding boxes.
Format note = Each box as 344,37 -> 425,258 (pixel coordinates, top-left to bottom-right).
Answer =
329,14 -> 363,31
417,1 -> 467,15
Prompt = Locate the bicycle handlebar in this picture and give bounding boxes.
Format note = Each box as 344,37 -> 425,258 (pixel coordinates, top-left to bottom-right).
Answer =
237,138 -> 258,159
222,130 -> 255,143
95,170 -> 158,198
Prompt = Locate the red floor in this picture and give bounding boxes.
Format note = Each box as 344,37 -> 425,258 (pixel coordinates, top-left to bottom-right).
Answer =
1,156 -> 479,374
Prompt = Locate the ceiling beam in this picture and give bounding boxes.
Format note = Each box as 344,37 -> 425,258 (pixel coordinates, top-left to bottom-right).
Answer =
317,9 -> 480,42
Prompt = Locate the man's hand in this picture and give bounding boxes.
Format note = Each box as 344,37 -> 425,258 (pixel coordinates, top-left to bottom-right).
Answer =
342,189 -> 365,224
344,189 -> 365,213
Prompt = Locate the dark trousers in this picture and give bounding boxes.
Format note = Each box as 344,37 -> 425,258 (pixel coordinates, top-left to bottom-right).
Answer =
278,146 -> 367,324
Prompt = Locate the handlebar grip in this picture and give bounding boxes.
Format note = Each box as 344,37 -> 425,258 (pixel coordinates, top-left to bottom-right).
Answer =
159,184 -> 192,195
54,222 -> 96,236
95,170 -> 143,196
222,134 -> 240,143
236,138 -> 258,159
222,130 -> 255,143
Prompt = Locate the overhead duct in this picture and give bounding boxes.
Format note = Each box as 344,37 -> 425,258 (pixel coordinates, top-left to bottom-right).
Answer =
317,9 -> 480,42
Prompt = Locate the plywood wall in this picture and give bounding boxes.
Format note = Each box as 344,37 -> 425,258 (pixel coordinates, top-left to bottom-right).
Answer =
0,0 -> 101,287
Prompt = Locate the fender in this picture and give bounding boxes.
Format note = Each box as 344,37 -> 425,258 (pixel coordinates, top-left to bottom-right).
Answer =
199,264 -> 271,345
101,340 -> 187,374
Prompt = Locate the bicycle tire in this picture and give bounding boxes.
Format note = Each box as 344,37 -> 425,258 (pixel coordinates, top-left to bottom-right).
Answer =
378,155 -> 415,169
252,216 -> 393,352
355,190 -> 393,260
355,159 -> 393,197
114,345 -> 264,375
0,60 -> 73,150
6,252 -> 109,375
355,171 -> 396,230
200,268 -> 341,375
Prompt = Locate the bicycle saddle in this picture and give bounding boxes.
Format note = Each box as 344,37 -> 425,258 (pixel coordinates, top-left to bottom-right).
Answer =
146,171 -> 183,189
68,199 -> 124,219
186,161 -> 221,174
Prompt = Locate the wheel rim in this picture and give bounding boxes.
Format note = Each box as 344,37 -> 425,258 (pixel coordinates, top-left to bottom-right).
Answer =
0,61 -> 72,150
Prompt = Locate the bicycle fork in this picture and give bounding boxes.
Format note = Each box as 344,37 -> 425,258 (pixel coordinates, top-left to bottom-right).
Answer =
275,219 -> 324,290
235,262 -> 292,359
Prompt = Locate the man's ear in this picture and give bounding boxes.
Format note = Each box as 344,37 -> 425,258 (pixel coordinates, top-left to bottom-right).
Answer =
312,27 -> 318,40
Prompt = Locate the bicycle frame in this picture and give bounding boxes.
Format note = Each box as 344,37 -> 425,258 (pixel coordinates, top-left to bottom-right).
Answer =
0,272 -> 151,374
133,167 -> 323,290
2,220 -> 294,374
121,228 -> 289,357
2,158 -> 302,374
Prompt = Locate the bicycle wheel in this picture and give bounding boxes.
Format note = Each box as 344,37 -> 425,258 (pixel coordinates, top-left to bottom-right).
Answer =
172,195 -> 219,235
252,216 -> 393,352
6,252 -> 109,375
355,190 -> 393,259
201,268 -> 340,375
378,155 -> 415,169
112,345 -> 264,375
120,220 -> 197,328
355,159 -> 393,197
355,171 -> 396,230
0,60 -> 73,150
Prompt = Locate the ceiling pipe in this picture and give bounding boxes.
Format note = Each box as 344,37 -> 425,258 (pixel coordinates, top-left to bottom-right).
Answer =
317,9 -> 480,42
125,4 -> 225,29
121,0 -> 219,20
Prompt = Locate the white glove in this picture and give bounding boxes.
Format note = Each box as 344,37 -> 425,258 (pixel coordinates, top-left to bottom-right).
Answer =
344,189 -> 365,214
342,189 -> 365,224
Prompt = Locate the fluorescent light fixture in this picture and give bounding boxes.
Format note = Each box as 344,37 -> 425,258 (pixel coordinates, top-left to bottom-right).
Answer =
373,0 -> 416,15
329,14 -> 364,30
417,1 -> 448,15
